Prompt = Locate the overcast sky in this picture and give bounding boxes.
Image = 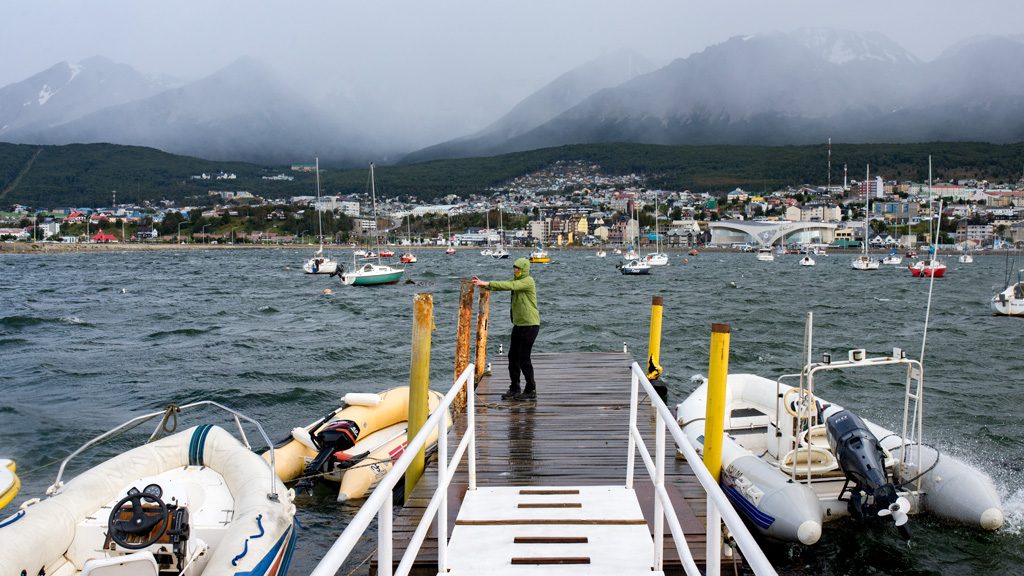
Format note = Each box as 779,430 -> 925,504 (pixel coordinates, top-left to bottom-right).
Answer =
3,1 -> 1021,145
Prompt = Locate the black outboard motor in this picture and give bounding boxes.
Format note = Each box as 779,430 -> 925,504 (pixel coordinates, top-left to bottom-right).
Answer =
295,419 -> 361,494
826,410 -> 901,523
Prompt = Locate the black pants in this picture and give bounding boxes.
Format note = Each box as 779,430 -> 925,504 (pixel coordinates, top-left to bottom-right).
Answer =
508,325 -> 540,390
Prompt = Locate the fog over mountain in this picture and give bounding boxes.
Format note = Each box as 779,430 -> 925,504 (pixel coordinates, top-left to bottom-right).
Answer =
2,29 -> 1024,165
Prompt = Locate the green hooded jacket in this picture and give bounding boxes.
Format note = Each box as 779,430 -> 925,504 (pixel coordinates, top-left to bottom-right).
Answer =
487,257 -> 540,326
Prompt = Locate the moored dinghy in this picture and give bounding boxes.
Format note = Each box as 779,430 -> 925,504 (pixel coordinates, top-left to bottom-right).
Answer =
0,403 -> 297,576
270,387 -> 450,502
676,316 -> 1003,545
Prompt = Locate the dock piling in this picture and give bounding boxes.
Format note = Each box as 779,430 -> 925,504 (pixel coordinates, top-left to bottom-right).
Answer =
647,295 -> 667,402
453,279 -> 475,414
704,322 -> 731,576
474,288 -> 490,385
406,292 -> 434,499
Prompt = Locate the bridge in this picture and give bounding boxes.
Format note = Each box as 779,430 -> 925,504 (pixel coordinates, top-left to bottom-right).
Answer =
709,220 -> 838,248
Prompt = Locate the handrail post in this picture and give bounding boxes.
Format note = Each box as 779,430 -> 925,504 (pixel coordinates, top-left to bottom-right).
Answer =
437,401 -> 449,574
654,408 -> 665,571
626,369 -> 639,489
453,279 -> 475,415
378,490 -> 394,576
468,369 -> 477,491
406,293 -> 433,499
704,322 -> 731,576
474,288 -> 491,385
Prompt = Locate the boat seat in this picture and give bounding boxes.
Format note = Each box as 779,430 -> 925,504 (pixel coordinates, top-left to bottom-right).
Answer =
81,552 -> 159,576
800,424 -> 830,448
779,445 -> 839,475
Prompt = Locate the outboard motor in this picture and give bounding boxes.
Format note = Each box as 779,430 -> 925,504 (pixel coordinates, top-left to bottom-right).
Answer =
826,410 -> 911,539
295,420 -> 360,494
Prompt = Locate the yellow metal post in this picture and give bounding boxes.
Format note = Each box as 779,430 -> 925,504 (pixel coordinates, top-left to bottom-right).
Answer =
406,292 -> 433,497
703,322 -> 731,481
474,288 -> 491,384
646,295 -> 664,381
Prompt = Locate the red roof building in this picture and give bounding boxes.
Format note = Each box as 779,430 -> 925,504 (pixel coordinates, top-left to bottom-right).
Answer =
91,230 -> 119,243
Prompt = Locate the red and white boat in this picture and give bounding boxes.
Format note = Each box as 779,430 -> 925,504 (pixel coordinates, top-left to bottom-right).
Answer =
908,259 -> 947,278
400,252 -> 417,264
378,249 -> 395,258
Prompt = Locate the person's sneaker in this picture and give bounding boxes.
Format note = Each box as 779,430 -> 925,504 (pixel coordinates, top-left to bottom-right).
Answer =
501,386 -> 522,400
515,389 -> 536,401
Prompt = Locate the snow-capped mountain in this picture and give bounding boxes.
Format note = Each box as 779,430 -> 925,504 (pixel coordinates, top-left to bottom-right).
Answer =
0,56 -> 172,137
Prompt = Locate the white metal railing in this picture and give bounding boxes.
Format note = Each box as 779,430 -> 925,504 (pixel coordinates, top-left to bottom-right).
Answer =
626,362 -> 777,576
311,365 -> 476,576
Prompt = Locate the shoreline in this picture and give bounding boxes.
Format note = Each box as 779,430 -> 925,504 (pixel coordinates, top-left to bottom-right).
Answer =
0,242 -> 1001,256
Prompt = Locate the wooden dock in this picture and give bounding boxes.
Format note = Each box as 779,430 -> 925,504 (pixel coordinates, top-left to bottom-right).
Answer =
375,351 -> 748,575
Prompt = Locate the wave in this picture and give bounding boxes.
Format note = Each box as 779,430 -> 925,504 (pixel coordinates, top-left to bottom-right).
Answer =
146,327 -> 215,339
0,315 -> 92,328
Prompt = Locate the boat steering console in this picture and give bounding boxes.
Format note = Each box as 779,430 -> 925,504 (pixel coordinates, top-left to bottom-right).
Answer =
107,483 -> 191,570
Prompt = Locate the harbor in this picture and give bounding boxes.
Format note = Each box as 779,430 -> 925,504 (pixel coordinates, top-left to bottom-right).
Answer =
1,247 -> 1023,575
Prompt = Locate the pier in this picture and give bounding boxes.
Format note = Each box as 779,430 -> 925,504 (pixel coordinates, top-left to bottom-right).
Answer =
375,351 -> 747,575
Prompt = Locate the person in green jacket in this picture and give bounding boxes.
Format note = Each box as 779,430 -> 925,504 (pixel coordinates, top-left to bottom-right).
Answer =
473,257 -> 540,400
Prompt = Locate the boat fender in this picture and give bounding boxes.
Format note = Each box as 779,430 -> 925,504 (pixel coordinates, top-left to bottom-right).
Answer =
291,427 -> 317,451
343,392 -> 382,407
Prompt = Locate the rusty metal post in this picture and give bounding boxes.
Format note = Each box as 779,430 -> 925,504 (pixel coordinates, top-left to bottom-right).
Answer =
453,279 -> 475,414
474,289 -> 491,385
406,293 -> 433,498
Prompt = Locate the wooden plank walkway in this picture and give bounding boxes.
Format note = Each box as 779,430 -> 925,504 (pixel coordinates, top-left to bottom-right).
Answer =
372,351 -> 749,575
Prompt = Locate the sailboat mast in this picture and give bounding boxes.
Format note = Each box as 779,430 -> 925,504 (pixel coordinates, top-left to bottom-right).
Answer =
865,164 -> 870,256
370,162 -> 381,264
315,157 -> 324,247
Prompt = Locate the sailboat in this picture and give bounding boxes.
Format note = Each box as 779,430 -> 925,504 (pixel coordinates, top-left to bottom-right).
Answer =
622,198 -> 640,260
644,194 -> 668,266
400,213 -> 417,264
882,247 -> 903,265
446,211 -> 456,255
337,163 -> 405,286
480,208 -> 494,256
491,204 -> 509,259
909,157 -> 947,278
303,157 -> 339,274
958,244 -> 974,264
992,268 -> 1024,316
852,164 -> 881,270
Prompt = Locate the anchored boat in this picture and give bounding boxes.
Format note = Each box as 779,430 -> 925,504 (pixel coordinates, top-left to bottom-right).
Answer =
270,387 -> 450,502
676,315 -> 1003,545
0,402 -> 297,575
992,269 -> 1024,316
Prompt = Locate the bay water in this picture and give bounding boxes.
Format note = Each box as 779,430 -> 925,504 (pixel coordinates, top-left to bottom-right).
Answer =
2,247 -> 1022,574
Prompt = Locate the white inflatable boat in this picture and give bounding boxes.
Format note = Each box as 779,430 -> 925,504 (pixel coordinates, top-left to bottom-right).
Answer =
0,403 -> 297,576
677,347 -> 1003,545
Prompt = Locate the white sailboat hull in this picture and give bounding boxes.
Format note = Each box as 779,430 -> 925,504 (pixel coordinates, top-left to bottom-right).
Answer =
303,257 -> 338,274
992,283 -> 1024,316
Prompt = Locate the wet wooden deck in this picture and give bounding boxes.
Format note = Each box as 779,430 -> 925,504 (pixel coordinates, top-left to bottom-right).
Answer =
372,351 -> 748,575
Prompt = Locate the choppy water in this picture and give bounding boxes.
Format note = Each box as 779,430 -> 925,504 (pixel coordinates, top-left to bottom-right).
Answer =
2,247 -> 1022,575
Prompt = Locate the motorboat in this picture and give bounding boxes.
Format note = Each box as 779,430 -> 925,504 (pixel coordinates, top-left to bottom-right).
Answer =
595,250 -> 607,258
676,316 -> 1003,545
491,246 -> 510,259
959,254 -> 974,264
378,249 -> 395,258
612,248 -> 622,255
0,459 -> 17,510
623,247 -> 640,260
851,255 -> 880,270
688,249 -> 699,256
479,248 -> 494,256
0,402 -> 297,575
400,252 -> 417,264
756,248 -> 775,262
991,269 -> 1024,316
908,259 -> 946,278
529,245 -> 550,263
800,256 -> 816,267
618,259 -> 651,275
399,214 -> 416,264
445,246 -> 457,255
353,248 -> 368,258
269,387 -> 450,502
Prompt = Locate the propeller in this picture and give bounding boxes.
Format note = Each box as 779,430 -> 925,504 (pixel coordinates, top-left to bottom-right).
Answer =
878,496 -> 911,527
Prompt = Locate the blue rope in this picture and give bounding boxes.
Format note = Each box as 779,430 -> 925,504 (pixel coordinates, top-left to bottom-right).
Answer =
231,538 -> 249,566
0,510 -> 25,528
249,514 -> 265,539
231,514 -> 266,566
